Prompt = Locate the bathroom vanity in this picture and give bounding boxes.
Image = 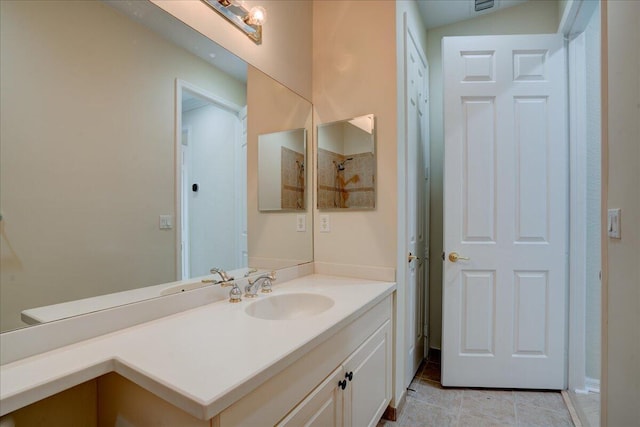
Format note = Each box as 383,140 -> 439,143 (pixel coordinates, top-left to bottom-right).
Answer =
0,275 -> 395,426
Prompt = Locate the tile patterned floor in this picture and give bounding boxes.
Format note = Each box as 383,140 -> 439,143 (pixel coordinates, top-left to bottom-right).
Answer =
379,359 -> 574,427
568,390 -> 600,427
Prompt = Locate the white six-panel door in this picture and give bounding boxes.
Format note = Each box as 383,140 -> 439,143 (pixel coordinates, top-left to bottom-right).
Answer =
442,34 -> 568,389
404,22 -> 429,386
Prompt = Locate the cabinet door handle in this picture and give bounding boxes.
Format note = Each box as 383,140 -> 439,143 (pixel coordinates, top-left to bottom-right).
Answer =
345,371 -> 353,382
338,380 -> 347,390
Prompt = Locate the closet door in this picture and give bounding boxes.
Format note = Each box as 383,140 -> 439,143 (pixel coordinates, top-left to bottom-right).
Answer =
442,34 -> 568,389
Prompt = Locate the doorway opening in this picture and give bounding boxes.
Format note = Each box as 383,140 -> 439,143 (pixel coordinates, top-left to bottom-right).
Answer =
564,1 -> 602,425
175,80 -> 247,280
411,0 -> 601,424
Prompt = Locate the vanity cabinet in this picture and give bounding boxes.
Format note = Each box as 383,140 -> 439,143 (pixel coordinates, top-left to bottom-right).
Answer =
219,295 -> 392,427
94,293 -> 392,427
277,319 -> 391,427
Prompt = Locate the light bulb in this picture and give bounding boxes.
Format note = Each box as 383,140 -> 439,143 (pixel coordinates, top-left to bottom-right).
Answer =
247,6 -> 266,26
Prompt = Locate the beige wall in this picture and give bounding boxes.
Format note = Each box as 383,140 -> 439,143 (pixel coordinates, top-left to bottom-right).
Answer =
0,0 -> 246,332
151,0 -> 312,101
247,67 -> 313,268
425,0 -> 560,348
602,1 -> 640,425
312,0 -> 398,269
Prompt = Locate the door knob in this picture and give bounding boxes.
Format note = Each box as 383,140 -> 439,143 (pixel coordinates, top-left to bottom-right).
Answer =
448,252 -> 470,262
408,252 -> 421,263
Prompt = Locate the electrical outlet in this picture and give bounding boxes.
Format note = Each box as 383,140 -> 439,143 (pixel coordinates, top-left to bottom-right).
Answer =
296,214 -> 306,232
319,214 -> 330,233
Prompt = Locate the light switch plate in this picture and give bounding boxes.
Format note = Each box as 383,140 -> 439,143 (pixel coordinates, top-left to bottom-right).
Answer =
319,214 -> 330,233
159,215 -> 173,230
607,208 -> 621,239
296,214 -> 306,232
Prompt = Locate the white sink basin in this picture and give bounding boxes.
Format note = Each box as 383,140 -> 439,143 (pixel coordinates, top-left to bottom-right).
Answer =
244,293 -> 335,320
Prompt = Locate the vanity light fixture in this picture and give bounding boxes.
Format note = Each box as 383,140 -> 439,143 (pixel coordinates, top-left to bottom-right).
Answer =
202,0 -> 266,44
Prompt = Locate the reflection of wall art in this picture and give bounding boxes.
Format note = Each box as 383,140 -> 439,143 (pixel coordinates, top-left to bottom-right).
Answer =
317,114 -> 376,210
317,149 -> 374,209
258,128 -> 306,211
281,147 -> 305,209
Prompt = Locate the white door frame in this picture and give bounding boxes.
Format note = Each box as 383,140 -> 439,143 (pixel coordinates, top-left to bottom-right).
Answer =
560,0 -> 601,394
567,31 -> 588,394
174,79 -> 244,280
180,127 -> 192,280
235,106 -> 248,269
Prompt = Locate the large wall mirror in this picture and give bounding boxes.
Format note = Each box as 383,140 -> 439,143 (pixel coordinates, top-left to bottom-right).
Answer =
317,114 -> 376,209
0,0 -> 313,333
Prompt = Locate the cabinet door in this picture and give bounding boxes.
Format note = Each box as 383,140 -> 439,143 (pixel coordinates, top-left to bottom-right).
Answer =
343,320 -> 391,427
277,366 -> 344,427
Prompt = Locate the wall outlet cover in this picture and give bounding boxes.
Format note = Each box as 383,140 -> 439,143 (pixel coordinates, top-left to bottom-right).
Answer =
296,214 -> 306,232
319,214 -> 330,233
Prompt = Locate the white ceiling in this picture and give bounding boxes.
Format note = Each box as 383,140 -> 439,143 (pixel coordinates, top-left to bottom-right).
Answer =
417,0 -> 531,30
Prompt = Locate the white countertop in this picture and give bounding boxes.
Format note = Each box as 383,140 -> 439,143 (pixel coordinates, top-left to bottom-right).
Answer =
20,267 -> 265,325
1,274 -> 395,419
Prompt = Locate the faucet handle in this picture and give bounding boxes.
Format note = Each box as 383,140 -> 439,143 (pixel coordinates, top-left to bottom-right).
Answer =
259,272 -> 276,293
261,271 -> 276,293
261,278 -> 273,294
228,283 -> 242,303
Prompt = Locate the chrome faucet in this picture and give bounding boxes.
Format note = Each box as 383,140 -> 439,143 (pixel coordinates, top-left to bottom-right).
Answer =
244,272 -> 276,298
202,267 -> 242,303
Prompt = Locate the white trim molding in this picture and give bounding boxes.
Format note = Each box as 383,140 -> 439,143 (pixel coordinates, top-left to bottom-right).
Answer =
567,30 -> 589,393
559,0 -> 599,37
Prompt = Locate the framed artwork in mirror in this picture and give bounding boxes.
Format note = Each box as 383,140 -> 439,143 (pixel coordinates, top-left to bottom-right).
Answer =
258,128 -> 307,211
317,114 -> 376,210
